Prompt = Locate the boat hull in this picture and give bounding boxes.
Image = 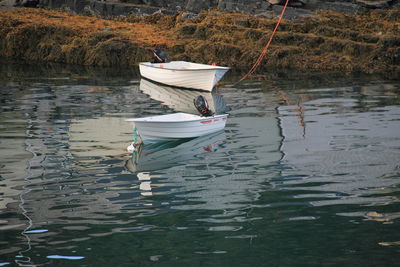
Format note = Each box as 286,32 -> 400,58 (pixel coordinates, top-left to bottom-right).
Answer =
126,113 -> 228,143
139,61 -> 230,91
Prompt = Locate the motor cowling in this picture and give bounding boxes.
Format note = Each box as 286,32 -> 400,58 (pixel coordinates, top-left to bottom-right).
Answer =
194,95 -> 214,117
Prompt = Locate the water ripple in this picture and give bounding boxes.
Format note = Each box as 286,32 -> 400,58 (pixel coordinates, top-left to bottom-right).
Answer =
1,62 -> 399,266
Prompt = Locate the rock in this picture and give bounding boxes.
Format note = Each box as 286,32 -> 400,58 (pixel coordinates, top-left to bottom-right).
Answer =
141,0 -> 168,7
45,0 -> 89,14
178,24 -> 197,35
86,0 -> 165,17
43,0 -> 178,17
234,20 -> 249,27
185,0 -> 215,13
290,0 -> 306,8
255,11 -> 273,19
21,0 -> 39,7
267,0 -> 284,4
356,0 -> 390,8
181,12 -> 198,20
268,0 -> 305,7
273,6 -> 316,20
2,6 -> 400,74
23,0 -> 400,17
303,0 -> 368,14
0,0 -> 39,7
0,0 -> 17,8
217,0 -> 271,14
378,36 -> 400,47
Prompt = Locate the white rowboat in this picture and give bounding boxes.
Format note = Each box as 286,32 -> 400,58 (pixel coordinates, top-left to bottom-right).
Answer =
139,61 -> 230,91
126,112 -> 228,143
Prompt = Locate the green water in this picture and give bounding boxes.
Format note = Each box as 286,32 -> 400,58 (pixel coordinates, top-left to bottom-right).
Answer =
0,60 -> 399,266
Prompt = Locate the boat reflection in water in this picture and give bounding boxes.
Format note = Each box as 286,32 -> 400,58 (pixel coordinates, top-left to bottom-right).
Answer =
139,78 -> 229,115
126,131 -> 225,172
125,131 -> 226,195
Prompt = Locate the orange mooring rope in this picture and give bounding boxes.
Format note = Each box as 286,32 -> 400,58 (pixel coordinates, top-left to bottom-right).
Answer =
235,0 -> 290,85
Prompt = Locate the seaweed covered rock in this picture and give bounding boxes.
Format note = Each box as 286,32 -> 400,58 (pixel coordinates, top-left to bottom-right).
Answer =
0,7 -> 399,76
0,8 -> 155,66
8,0 -> 399,18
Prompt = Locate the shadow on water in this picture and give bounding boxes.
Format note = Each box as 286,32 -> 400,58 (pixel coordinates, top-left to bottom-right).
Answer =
0,59 -> 400,266
0,58 -> 140,85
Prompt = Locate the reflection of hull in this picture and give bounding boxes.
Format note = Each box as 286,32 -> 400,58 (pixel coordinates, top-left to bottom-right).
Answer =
139,61 -> 230,91
126,112 -> 228,143
139,78 -> 215,114
126,131 -> 226,173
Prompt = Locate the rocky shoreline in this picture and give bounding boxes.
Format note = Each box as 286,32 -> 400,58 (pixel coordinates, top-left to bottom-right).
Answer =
2,0 -> 400,18
0,1 -> 399,77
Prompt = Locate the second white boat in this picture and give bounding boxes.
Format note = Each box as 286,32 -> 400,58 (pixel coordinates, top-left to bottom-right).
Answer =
139,61 -> 230,91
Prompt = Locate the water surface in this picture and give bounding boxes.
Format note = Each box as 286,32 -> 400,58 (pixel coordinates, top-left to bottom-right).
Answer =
1,60 -> 399,266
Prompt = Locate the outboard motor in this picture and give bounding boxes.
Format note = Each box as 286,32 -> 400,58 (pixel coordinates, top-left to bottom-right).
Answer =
194,95 -> 214,117
151,48 -> 168,63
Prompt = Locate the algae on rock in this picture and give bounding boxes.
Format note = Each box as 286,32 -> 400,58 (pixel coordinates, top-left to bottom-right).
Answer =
0,8 -> 399,76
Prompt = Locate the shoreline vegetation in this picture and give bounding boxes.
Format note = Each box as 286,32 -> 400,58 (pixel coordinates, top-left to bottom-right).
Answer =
0,7 -> 399,78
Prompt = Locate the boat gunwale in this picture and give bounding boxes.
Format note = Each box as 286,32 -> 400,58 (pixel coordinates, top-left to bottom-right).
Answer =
126,113 -> 228,123
139,62 -> 230,72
